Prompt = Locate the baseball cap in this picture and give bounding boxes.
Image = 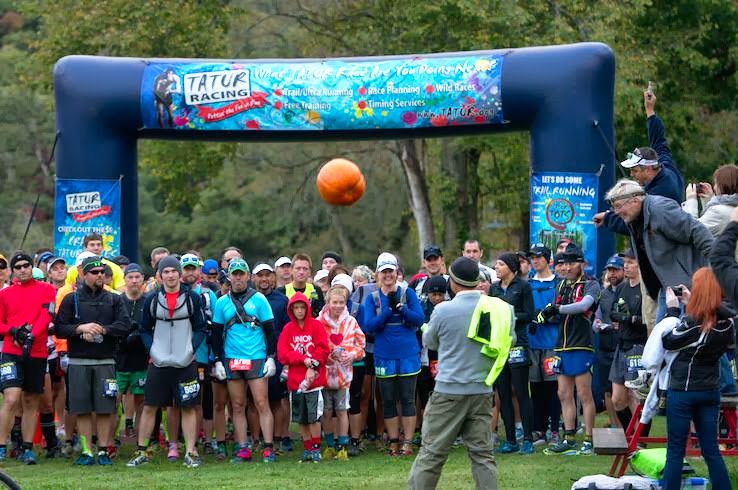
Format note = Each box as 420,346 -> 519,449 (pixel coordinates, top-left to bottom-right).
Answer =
252,263 -> 274,275
124,263 -> 143,276
331,273 -> 354,293
618,249 -> 636,259
228,258 -> 250,274
605,254 -> 624,270
562,244 -> 585,263
81,256 -> 105,273
180,253 -> 200,269
202,259 -> 218,275
314,269 -> 329,283
275,256 -> 292,268
620,147 -> 659,168
75,250 -> 97,267
37,251 -> 54,264
376,252 -> 398,271
111,255 -> 130,267
426,275 -> 448,294
553,253 -> 567,265
423,245 -> 443,260
527,245 -> 552,262
47,256 -> 66,270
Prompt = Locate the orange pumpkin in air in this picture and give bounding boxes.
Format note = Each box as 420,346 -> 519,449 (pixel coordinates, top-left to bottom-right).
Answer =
316,158 -> 366,206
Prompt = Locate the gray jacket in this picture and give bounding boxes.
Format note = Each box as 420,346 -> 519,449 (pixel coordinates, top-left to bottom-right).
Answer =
628,194 -> 714,288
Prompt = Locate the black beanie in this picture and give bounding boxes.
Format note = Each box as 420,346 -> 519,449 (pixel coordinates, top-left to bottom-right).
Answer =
321,251 -> 342,264
157,255 -> 182,275
426,275 -> 448,294
9,252 -> 33,270
449,257 -> 479,288
497,253 -> 520,275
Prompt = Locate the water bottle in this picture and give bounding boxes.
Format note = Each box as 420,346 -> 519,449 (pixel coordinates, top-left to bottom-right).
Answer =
92,334 -> 104,343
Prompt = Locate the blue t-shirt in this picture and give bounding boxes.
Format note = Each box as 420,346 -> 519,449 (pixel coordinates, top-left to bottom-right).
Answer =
213,291 -> 274,361
193,284 -> 218,364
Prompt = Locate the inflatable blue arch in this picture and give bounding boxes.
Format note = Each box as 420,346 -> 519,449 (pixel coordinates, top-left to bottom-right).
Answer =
53,42 -> 615,269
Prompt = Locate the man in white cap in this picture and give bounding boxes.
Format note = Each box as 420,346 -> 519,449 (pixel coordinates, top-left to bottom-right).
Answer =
274,257 -> 292,288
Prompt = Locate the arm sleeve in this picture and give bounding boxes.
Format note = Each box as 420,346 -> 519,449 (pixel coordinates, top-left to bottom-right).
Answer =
402,288 -> 425,328
602,211 -> 631,236
711,221 -> 738,305
422,306 -> 441,352
53,295 -> 78,339
261,319 -> 276,357
558,295 -> 595,315
138,294 -> 155,352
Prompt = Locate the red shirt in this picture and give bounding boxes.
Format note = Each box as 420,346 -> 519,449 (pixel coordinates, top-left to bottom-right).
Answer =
0,279 -> 57,359
165,291 -> 179,318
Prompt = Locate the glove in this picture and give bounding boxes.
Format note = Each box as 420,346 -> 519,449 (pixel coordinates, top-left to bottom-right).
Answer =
10,324 -> 30,344
263,357 -> 276,378
387,291 -> 399,311
541,303 -> 558,322
213,361 -> 227,381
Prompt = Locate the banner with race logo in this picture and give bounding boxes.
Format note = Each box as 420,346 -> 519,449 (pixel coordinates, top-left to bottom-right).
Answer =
54,179 -> 121,262
139,54 -> 504,131
529,172 -> 598,273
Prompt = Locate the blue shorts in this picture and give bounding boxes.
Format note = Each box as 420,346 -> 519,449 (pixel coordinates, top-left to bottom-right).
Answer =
374,355 -> 420,378
558,350 -> 594,377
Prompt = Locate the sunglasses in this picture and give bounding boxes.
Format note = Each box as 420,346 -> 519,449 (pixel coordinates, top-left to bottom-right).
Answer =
87,269 -> 106,275
13,263 -> 32,270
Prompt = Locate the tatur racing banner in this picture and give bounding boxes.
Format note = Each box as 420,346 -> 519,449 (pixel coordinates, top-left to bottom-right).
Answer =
529,172 -> 598,273
139,54 -> 504,131
54,179 -> 121,262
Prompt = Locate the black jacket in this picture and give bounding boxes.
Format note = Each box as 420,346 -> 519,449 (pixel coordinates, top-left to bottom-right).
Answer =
55,284 -> 131,359
489,275 -> 535,347
711,221 -> 738,305
663,305 -> 736,391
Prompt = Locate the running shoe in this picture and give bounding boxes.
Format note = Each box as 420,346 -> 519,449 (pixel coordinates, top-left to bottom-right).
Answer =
74,453 -> 96,465
280,437 -> 293,453
231,446 -> 252,463
496,441 -> 519,454
543,439 -> 579,456
61,442 -> 74,458
19,449 -> 37,465
387,441 -> 400,456
578,441 -> 594,455
126,449 -> 151,467
322,447 -> 336,460
335,447 -> 349,461
262,447 -> 276,463
400,441 -> 413,456
205,440 -> 216,455
519,440 -> 534,455
299,449 -> 312,463
310,449 -> 321,463
216,441 -> 228,461
167,442 -> 179,462
531,431 -> 547,447
184,452 -> 202,468
347,439 -> 360,457
548,431 -> 560,446
45,442 -> 64,459
97,450 -> 112,466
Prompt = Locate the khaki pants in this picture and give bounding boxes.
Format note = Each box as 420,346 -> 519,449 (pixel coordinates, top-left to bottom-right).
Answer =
639,273 -> 657,334
407,392 -> 497,490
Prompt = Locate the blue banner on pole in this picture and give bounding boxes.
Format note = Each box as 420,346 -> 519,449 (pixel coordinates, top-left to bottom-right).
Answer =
529,172 -> 598,274
54,179 -> 121,262
140,54 -> 504,131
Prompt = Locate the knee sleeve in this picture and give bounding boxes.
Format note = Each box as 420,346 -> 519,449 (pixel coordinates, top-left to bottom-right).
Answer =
379,378 -> 399,419
399,375 -> 417,417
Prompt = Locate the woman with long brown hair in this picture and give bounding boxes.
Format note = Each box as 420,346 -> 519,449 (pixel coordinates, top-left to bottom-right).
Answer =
660,267 -> 734,489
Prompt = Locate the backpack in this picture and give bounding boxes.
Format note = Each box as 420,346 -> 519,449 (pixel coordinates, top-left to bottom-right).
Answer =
371,287 -> 407,315
225,288 -> 259,331
150,289 -> 194,321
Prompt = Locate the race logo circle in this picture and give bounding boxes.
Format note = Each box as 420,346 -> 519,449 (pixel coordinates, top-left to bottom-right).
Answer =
545,198 -> 575,231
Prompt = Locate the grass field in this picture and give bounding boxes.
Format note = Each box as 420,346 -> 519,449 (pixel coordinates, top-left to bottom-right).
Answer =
2,417 -> 738,489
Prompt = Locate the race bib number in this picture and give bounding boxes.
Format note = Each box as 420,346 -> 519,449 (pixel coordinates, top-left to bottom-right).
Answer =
507,346 -> 529,366
625,354 -> 643,381
198,366 -> 206,381
137,377 -> 147,388
229,359 -> 252,371
103,378 -> 118,398
178,379 -> 200,402
0,361 -> 17,383
375,366 -> 386,377
543,356 -> 558,377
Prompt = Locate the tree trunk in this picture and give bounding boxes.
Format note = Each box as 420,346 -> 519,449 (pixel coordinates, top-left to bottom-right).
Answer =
397,139 -> 435,258
441,141 -> 482,246
329,206 -> 353,259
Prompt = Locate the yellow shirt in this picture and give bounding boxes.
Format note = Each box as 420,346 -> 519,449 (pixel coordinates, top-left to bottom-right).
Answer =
65,258 -> 125,291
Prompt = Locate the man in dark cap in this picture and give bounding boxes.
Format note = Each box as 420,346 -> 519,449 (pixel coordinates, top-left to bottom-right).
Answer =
409,257 -> 514,490
411,245 -> 449,301
55,256 -> 131,466
320,251 -> 342,272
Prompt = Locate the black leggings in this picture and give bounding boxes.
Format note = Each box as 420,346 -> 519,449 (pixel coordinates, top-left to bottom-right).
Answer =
531,380 -> 561,433
379,375 -> 417,419
201,378 -> 213,421
348,364 -> 365,415
496,362 -> 533,443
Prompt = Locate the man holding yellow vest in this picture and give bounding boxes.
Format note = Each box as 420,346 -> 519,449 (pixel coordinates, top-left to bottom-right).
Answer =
408,257 -> 514,490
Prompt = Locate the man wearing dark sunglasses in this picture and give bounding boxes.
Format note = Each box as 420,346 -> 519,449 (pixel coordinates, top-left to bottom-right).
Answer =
55,256 -> 131,467
0,252 -> 57,464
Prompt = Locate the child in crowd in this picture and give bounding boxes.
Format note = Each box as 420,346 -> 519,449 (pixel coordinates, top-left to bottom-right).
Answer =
277,293 -> 329,463
318,286 -> 366,460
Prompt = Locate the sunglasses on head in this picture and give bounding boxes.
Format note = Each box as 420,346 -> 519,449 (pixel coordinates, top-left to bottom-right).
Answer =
13,263 -> 31,270
87,268 -> 106,275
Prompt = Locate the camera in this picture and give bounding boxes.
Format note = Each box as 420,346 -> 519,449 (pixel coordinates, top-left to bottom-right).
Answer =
673,286 -> 683,297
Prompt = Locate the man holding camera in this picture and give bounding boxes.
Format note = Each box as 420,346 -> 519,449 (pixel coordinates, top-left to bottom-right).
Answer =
0,252 -> 57,464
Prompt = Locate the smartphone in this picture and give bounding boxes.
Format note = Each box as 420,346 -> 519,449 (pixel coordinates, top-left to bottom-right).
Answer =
673,286 -> 683,297
646,81 -> 654,99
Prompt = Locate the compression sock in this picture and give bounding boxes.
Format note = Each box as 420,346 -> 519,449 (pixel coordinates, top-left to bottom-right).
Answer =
564,430 -> 576,444
126,418 -> 134,430
311,437 -> 321,450
303,439 -> 312,451
324,432 -> 335,449
79,435 -> 92,456
616,407 -> 633,430
11,417 -> 21,446
21,441 -> 32,451
337,435 -> 349,449
40,412 -> 59,448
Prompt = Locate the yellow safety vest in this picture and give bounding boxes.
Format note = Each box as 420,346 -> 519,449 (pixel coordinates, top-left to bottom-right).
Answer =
285,282 -> 316,300
466,295 -> 513,386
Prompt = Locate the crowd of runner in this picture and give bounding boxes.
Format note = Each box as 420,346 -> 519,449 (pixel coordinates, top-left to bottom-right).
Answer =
0,89 -> 736,489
